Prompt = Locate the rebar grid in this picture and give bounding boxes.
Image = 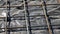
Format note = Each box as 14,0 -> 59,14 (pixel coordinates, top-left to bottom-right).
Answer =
0,0 -> 60,34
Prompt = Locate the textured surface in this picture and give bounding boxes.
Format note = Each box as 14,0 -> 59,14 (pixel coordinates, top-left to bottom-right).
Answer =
0,0 -> 60,34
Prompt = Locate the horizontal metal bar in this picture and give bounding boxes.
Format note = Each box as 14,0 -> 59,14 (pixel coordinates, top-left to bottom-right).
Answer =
0,24 -> 60,29
0,4 -> 60,8
0,26 -> 60,33
0,15 -> 60,21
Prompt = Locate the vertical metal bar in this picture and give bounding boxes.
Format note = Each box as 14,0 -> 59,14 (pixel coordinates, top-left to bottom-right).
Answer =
24,0 -> 28,34
24,0 -> 32,34
5,0 -> 8,34
42,0 -> 54,34
24,1 -> 30,34
7,0 -> 11,34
